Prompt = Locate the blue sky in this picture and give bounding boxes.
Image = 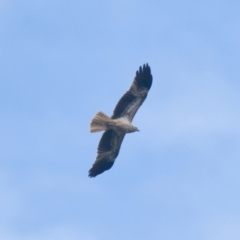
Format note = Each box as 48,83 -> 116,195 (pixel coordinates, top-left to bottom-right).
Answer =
1,0 -> 240,239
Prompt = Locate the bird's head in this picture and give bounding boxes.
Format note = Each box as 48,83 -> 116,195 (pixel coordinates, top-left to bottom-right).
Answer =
131,126 -> 139,132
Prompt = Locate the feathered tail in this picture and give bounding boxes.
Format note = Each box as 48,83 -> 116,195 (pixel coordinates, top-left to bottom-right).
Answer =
90,111 -> 114,132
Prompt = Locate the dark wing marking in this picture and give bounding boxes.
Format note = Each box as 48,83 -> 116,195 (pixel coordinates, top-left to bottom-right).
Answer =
97,130 -> 115,154
111,92 -> 136,120
112,64 -> 152,121
88,130 -> 125,177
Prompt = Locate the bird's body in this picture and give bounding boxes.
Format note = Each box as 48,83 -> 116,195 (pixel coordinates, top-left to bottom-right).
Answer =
88,64 -> 153,177
90,112 -> 138,133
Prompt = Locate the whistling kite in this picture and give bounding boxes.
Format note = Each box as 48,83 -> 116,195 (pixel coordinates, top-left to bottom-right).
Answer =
88,64 -> 153,177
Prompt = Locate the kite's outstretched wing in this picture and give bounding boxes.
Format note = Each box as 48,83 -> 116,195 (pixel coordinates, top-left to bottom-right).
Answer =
88,130 -> 125,177
112,64 -> 152,121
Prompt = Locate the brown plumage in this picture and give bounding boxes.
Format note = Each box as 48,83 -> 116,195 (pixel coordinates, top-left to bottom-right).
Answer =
90,112 -> 114,132
88,64 -> 153,177
90,111 -> 139,133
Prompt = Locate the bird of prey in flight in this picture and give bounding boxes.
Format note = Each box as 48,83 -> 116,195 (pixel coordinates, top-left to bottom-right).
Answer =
88,64 -> 153,177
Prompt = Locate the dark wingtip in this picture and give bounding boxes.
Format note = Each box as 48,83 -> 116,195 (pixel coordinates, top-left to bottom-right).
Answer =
88,160 -> 114,178
88,166 -> 99,178
88,170 -> 96,178
135,63 -> 152,90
